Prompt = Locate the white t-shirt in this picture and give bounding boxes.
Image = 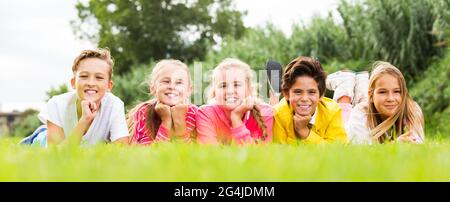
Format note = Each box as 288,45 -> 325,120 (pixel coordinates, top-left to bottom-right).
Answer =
345,103 -> 424,144
38,91 -> 129,146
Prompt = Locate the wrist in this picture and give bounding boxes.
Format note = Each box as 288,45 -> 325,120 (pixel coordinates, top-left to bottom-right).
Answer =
230,113 -> 243,128
295,125 -> 310,139
79,116 -> 94,124
161,119 -> 172,129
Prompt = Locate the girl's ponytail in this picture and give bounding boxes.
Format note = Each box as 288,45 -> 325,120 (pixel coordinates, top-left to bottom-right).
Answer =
251,105 -> 268,141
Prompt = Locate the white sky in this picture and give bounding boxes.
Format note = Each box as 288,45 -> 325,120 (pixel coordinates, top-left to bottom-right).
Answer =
0,0 -> 338,112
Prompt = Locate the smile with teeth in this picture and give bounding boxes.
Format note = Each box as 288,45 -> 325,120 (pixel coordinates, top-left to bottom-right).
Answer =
225,97 -> 239,103
84,89 -> 98,95
165,92 -> 179,98
297,104 -> 311,110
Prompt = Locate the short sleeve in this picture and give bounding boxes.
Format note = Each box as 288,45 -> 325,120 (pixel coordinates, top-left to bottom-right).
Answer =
39,97 -> 62,127
109,99 -> 130,142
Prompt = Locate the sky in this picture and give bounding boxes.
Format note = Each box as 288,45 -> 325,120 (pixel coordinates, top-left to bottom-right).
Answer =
0,0 -> 338,112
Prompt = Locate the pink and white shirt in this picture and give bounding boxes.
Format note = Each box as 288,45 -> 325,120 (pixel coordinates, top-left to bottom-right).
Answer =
131,103 -> 198,145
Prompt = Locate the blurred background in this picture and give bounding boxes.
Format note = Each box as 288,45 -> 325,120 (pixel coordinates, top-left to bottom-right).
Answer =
0,0 -> 449,139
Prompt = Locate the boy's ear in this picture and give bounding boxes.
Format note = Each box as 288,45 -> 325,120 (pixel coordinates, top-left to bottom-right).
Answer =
108,80 -> 113,91
282,91 -> 289,100
70,77 -> 76,89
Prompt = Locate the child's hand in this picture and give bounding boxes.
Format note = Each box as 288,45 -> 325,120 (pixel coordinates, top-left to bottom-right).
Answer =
155,102 -> 172,128
171,104 -> 189,122
80,100 -> 98,123
171,103 -> 189,138
397,131 -> 419,143
293,113 -> 311,139
231,96 -> 255,119
230,96 -> 255,128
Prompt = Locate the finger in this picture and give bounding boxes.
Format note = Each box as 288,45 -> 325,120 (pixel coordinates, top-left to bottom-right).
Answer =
92,102 -> 98,112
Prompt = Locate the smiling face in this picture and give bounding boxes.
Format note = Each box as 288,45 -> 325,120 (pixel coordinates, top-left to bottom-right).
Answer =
370,74 -> 402,120
212,68 -> 250,111
71,58 -> 113,105
284,76 -> 321,116
151,65 -> 191,106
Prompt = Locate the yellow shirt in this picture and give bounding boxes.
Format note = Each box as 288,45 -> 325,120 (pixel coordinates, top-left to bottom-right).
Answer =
273,97 -> 347,144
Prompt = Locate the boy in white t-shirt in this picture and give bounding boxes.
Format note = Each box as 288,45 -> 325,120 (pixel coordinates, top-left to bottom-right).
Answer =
20,48 -> 129,146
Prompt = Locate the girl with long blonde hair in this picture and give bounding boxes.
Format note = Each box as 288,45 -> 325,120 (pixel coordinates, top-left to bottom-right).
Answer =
127,59 -> 197,145
195,58 -> 273,145
345,61 -> 424,144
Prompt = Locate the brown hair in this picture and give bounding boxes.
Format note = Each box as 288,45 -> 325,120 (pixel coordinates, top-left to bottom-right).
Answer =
72,48 -> 114,79
366,61 -> 425,143
281,56 -> 327,97
209,58 -> 268,141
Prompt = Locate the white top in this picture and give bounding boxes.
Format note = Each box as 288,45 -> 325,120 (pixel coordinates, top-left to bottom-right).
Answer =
38,91 -> 129,146
345,103 -> 424,144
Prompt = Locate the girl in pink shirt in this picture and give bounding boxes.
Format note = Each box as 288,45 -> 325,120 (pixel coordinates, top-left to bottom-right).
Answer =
127,59 -> 197,145
196,58 -> 274,145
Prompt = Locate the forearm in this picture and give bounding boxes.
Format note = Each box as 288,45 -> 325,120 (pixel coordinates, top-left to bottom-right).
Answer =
172,121 -> 188,139
64,119 -> 92,146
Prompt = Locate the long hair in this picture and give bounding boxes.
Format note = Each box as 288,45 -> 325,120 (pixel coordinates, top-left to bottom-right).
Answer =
208,58 -> 268,141
366,61 -> 424,143
127,59 -> 191,142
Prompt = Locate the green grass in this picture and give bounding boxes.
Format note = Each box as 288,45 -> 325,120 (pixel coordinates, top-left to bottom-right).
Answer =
0,137 -> 449,182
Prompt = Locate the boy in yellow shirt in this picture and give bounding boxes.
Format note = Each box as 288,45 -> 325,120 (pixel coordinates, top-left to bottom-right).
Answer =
273,56 -> 347,144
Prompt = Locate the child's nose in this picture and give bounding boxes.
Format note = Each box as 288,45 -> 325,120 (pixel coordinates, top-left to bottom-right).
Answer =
167,81 -> 176,89
87,78 -> 96,85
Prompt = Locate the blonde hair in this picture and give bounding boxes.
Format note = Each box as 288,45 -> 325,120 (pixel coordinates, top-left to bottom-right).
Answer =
72,48 -> 114,79
127,59 -> 191,143
366,61 -> 425,143
149,59 -> 191,94
209,58 -> 268,141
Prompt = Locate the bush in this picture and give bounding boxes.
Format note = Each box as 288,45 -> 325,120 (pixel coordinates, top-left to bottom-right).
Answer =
11,109 -> 41,138
411,46 -> 450,137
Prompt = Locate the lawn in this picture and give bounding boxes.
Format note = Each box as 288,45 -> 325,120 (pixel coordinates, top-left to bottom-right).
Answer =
0,137 -> 449,181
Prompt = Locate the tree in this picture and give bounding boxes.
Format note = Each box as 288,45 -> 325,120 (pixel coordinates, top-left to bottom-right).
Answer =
72,0 -> 247,75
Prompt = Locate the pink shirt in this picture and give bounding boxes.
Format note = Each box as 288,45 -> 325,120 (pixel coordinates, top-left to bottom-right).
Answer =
196,103 -> 274,145
132,103 -> 198,145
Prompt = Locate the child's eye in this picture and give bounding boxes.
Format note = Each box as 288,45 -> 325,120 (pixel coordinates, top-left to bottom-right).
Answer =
308,91 -> 316,95
234,83 -> 241,87
395,90 -> 401,94
219,83 -> 226,88
161,80 -> 170,84
176,81 -> 184,85
80,75 -> 88,78
96,76 -> 104,80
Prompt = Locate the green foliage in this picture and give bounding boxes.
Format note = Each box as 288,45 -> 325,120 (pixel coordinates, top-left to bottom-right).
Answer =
204,25 -> 293,69
411,45 -> 450,136
45,84 -> 69,101
73,0 -> 247,75
337,0 -> 449,84
10,109 -> 41,138
112,63 -> 153,109
290,14 -> 350,64
1,140 -> 449,181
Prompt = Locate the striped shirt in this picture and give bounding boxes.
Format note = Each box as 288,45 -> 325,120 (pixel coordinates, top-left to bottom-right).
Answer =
131,103 -> 198,145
